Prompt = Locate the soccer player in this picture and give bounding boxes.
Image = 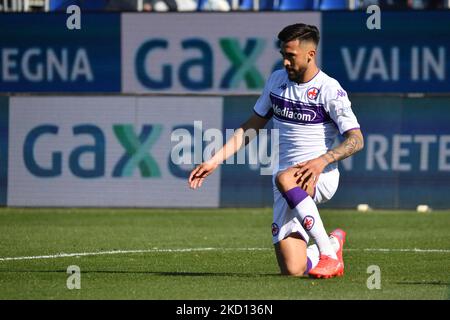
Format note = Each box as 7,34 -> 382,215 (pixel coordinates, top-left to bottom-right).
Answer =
188,24 -> 364,278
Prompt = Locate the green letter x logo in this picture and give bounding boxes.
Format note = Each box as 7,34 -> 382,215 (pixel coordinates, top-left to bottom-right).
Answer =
113,124 -> 162,177
220,38 -> 266,89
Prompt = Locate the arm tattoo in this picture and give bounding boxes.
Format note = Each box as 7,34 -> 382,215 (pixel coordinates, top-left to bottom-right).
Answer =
321,132 -> 363,165
343,135 -> 359,155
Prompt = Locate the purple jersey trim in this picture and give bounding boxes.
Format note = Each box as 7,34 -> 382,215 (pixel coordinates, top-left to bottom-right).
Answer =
270,92 -> 324,107
270,93 -> 331,125
273,115 -> 334,127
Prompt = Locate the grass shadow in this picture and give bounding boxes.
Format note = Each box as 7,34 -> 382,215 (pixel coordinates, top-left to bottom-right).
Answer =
0,269 -> 324,280
0,269 -> 286,278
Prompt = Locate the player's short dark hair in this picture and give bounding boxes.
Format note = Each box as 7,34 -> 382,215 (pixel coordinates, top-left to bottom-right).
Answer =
277,24 -> 320,46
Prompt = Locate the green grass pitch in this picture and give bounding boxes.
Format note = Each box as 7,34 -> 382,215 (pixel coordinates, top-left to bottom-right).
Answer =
0,207 -> 449,300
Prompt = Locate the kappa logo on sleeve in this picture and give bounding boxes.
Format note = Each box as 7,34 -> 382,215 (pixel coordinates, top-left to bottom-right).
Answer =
278,83 -> 288,90
336,89 -> 347,99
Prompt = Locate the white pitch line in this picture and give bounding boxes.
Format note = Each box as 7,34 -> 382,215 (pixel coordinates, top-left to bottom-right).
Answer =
0,247 -> 448,262
347,248 -> 450,253
0,247 -> 270,262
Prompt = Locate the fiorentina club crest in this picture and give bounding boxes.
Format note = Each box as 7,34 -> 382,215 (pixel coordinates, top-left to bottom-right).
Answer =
302,216 -> 315,231
307,87 -> 320,100
271,223 -> 279,236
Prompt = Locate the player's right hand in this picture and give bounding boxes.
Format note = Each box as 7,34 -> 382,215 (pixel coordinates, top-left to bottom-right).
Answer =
188,160 -> 219,189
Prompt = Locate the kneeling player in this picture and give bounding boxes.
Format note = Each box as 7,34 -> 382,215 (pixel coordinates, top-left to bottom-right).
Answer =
188,23 -> 364,279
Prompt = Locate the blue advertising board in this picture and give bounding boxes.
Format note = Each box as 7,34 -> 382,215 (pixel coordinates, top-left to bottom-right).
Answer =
0,13 -> 121,92
0,97 -> 8,205
1,94 -> 449,208
334,95 -> 450,209
219,95 -> 450,209
2,11 -> 449,94
322,11 -> 450,93
220,96 -> 273,207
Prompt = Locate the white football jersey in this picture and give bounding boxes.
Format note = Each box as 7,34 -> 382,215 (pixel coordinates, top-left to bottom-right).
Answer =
253,69 -> 360,173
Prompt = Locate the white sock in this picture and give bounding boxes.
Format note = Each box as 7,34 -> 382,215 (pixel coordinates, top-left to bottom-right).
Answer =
306,235 -> 340,272
293,196 -> 337,259
329,235 -> 341,252
306,245 -> 320,273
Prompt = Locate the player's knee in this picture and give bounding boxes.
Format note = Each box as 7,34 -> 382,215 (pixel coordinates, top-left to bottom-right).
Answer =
275,170 -> 294,192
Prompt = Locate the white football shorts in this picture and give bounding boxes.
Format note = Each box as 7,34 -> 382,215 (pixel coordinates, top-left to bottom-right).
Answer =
271,168 -> 340,244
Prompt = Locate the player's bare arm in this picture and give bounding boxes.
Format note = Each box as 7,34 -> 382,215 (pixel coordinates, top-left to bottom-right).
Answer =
188,113 -> 269,189
295,129 -> 364,188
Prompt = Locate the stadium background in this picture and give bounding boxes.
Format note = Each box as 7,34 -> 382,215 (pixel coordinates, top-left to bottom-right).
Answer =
1,3 -> 450,210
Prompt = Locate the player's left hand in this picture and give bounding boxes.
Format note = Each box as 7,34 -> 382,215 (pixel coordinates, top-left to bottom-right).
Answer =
293,157 -> 328,189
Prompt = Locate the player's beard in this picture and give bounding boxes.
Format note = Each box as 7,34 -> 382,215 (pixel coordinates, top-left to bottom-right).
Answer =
286,67 -> 306,83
